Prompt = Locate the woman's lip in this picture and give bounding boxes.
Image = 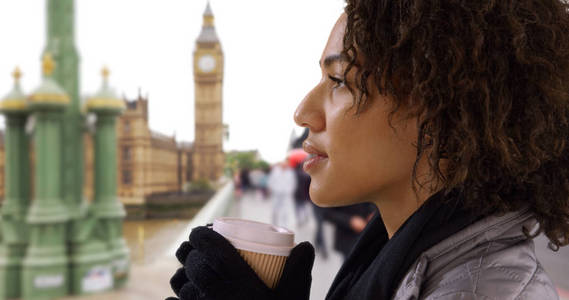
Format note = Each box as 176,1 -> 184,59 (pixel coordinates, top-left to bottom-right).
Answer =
303,154 -> 328,172
302,141 -> 328,157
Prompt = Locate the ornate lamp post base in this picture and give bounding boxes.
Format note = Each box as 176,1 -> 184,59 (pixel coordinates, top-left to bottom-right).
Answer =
70,240 -> 113,294
107,221 -> 130,288
22,243 -> 68,300
0,244 -> 25,299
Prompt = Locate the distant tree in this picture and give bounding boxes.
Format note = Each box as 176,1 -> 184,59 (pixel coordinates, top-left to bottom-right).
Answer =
189,178 -> 213,193
225,151 -> 268,175
254,160 -> 270,170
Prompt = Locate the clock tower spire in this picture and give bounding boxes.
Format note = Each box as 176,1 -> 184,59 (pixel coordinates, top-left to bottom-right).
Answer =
193,1 -> 225,181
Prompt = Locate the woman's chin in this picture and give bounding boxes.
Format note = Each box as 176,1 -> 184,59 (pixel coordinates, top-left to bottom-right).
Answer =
310,189 -> 345,207
309,189 -> 332,207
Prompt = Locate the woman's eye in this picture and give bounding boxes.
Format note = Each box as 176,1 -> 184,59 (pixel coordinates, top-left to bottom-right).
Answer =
328,75 -> 345,88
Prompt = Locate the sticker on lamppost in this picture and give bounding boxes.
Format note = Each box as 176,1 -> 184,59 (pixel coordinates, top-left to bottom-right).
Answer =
113,259 -> 129,279
34,274 -> 64,288
81,266 -> 112,292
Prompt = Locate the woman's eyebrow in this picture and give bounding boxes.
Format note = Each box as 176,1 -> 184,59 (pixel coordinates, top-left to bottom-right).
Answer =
319,54 -> 347,68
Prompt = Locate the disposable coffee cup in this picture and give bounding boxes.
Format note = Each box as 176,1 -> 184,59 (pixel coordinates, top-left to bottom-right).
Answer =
212,217 -> 295,289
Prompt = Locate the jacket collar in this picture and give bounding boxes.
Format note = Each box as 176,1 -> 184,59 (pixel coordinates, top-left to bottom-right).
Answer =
327,188 -> 480,300
394,207 -> 536,298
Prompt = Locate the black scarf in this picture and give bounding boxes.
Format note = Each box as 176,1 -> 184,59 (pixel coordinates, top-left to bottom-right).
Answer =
326,189 -> 480,300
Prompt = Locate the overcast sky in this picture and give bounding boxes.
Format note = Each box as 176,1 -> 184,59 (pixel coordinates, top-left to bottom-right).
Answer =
0,0 -> 344,163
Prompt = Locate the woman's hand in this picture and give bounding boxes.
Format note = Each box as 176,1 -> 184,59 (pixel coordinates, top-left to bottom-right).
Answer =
167,226 -> 315,300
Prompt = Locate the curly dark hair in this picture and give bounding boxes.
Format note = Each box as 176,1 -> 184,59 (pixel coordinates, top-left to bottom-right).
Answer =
342,0 -> 569,249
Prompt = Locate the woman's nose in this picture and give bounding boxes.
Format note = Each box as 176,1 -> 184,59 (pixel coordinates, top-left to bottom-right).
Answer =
294,86 -> 325,132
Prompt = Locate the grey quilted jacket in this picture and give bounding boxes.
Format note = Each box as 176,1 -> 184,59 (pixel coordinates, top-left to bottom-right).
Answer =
393,208 -> 559,299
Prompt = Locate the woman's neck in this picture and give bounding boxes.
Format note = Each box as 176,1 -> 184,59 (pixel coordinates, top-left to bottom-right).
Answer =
371,189 -> 422,238
371,177 -> 443,238
370,152 -> 447,238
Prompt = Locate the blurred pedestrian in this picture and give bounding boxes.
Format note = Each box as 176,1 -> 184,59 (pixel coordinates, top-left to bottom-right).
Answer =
267,161 -> 297,229
248,168 -> 265,200
310,202 -> 328,259
321,203 -> 377,260
288,148 -> 311,226
292,163 -> 311,227
232,168 -> 242,199
259,166 -> 270,200
239,168 -> 251,193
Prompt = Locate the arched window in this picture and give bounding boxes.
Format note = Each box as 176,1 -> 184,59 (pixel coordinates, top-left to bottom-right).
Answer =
122,170 -> 132,185
123,120 -> 130,134
123,146 -> 131,161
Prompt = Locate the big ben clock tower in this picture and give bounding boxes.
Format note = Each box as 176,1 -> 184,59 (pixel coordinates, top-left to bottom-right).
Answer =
193,2 -> 225,181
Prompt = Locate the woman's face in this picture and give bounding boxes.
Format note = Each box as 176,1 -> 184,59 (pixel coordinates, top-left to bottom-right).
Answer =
294,14 -> 421,207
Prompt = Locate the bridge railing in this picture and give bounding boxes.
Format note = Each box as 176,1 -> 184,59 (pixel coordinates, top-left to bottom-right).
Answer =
167,180 -> 235,256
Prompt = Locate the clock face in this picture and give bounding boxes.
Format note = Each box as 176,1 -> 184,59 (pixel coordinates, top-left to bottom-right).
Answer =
198,54 -> 216,73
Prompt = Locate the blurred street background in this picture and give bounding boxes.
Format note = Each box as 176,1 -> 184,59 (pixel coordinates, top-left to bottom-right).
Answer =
0,1 -> 568,300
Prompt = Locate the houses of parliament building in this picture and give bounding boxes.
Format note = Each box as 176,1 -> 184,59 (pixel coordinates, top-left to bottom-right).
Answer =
0,3 -> 225,207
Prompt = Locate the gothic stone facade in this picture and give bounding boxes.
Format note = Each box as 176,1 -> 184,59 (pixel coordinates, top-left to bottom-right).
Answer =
83,94 -> 193,205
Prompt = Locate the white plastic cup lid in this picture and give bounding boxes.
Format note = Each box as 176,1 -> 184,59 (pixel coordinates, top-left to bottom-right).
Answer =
212,217 -> 295,256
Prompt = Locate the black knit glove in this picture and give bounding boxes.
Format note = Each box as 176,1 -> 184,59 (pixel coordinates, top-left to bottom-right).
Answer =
166,226 -> 315,300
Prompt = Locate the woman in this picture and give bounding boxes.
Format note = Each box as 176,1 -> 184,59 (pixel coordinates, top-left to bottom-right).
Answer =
168,0 -> 569,299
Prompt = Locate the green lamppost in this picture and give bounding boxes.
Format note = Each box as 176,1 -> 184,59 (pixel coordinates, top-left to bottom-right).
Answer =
0,67 -> 31,300
44,0 -> 83,221
22,53 -> 70,300
86,67 -> 130,288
